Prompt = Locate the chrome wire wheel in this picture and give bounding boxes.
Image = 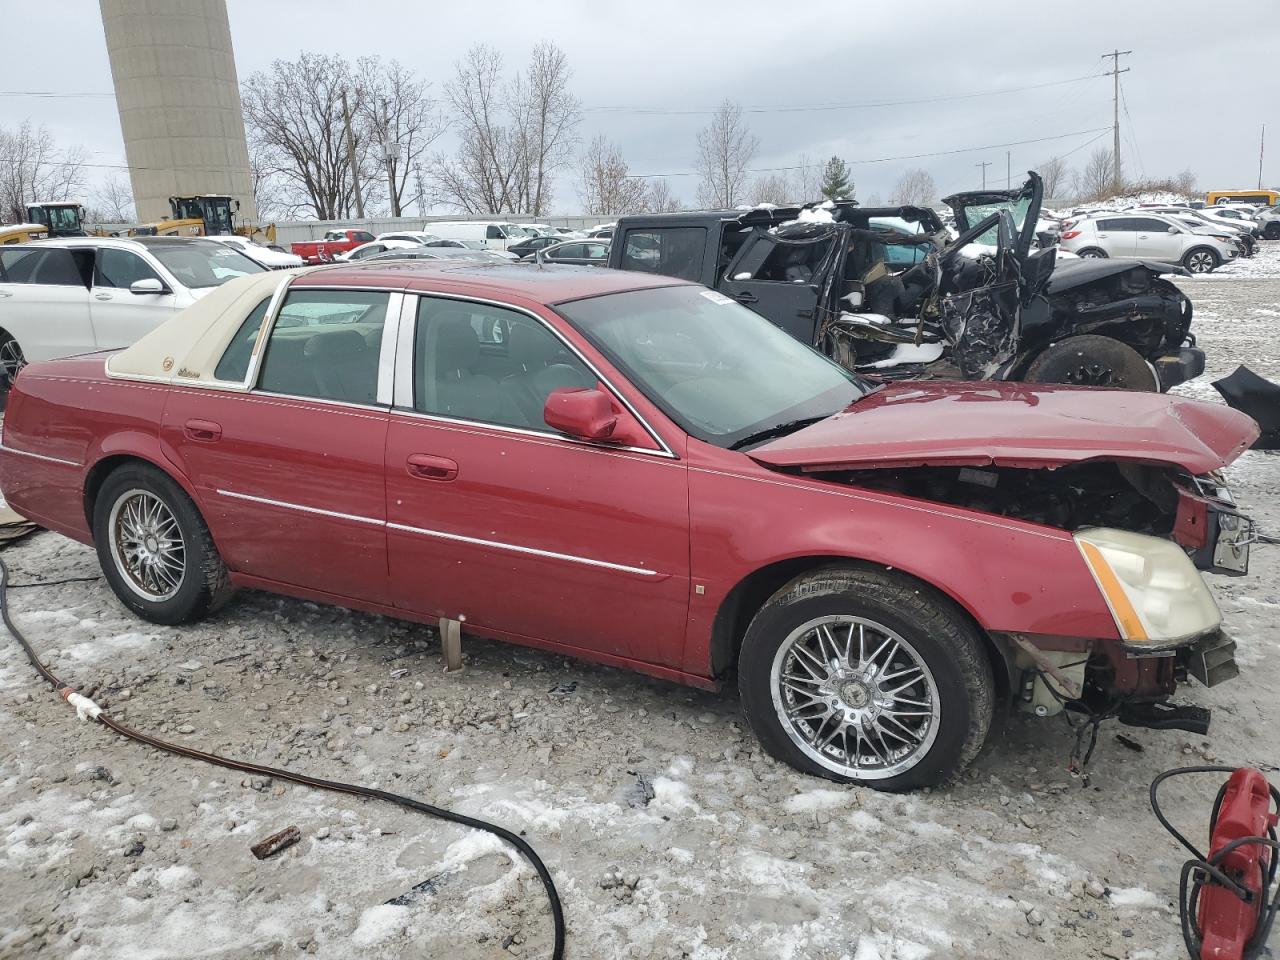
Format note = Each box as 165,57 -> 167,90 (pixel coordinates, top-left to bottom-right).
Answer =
770,615 -> 940,780
0,337 -> 25,386
1186,250 -> 1216,273
108,489 -> 186,602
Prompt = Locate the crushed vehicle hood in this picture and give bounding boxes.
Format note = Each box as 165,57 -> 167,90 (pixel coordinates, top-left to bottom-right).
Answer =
1046,257 -> 1189,293
749,381 -> 1259,474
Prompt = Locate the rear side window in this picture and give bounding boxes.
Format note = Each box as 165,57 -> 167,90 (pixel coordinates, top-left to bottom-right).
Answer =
619,228 -> 706,282
1095,219 -> 1126,231
353,231 -> 375,243
257,290 -> 390,405
213,296 -> 274,383
0,248 -> 41,283
548,243 -> 582,259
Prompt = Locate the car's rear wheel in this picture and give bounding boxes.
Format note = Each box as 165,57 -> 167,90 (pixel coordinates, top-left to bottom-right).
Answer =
0,333 -> 26,399
1075,247 -> 1108,259
1024,334 -> 1159,391
93,463 -> 232,625
1264,223 -> 1280,240
738,566 -> 993,791
1183,247 -> 1220,274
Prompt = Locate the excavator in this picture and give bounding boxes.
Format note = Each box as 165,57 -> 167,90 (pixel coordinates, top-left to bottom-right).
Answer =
130,195 -> 276,244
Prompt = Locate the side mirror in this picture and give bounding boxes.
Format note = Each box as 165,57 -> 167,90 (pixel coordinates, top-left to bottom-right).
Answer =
129,278 -> 166,295
1167,225 -> 1179,234
543,387 -> 617,441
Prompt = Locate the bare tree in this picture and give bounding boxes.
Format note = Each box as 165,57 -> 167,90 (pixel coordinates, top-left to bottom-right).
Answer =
577,136 -> 647,215
88,173 -> 135,223
892,168 -> 936,207
695,100 -> 758,208
1173,168 -> 1198,197
0,121 -> 87,222
358,58 -> 445,217
1073,147 -> 1115,201
241,52 -> 382,220
750,173 -> 794,205
793,154 -> 822,202
434,42 -> 580,215
644,178 -> 682,213
1036,156 -> 1070,200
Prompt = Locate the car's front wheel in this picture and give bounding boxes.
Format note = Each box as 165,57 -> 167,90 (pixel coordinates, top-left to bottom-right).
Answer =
1024,334 -> 1159,391
1183,247 -> 1220,274
738,566 -> 993,791
1264,222 -> 1280,240
93,463 -> 232,625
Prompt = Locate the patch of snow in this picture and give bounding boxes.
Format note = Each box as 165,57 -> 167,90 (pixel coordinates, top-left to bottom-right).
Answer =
782,788 -> 853,814
351,903 -> 412,947
1109,885 -> 1165,909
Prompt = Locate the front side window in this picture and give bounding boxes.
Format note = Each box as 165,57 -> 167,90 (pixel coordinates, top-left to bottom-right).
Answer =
619,228 -> 706,282
547,243 -> 582,260
257,290 -> 389,404
414,297 -> 593,430
353,231 -> 375,243
213,296 -> 274,383
558,284 -> 871,448
95,248 -> 162,289
485,225 -> 504,240
1135,218 -> 1174,232
149,242 -> 264,289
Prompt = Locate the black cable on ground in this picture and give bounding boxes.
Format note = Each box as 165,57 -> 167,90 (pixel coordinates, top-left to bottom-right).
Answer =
0,556 -> 566,959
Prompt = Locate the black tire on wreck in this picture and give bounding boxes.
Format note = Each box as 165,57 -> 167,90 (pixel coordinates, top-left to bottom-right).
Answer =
1024,334 -> 1159,391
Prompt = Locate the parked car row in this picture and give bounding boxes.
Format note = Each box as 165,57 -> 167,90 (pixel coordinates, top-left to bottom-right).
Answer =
0,260 -> 1255,790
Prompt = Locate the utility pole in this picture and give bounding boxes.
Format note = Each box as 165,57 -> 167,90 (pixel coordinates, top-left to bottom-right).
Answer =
381,99 -> 401,218
1259,124 -> 1266,190
1102,49 -> 1131,192
341,89 -> 365,219
975,160 -> 991,190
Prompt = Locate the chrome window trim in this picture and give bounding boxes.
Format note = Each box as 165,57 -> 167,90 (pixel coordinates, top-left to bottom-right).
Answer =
240,273 -> 296,389
388,406 -> 669,458
400,290 -> 677,459
247,283 -> 400,407
0,441 -> 80,468
376,292 -> 405,406
214,487 -> 661,576
392,292 -> 417,409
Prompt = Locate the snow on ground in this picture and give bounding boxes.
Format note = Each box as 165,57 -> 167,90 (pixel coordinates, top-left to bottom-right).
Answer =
1,252 -> 1279,958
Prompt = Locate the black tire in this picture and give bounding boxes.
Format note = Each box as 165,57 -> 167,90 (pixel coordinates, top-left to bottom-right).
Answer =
0,332 -> 26,402
1075,247 -> 1108,259
1182,246 -> 1220,274
1264,223 -> 1280,240
737,565 -> 993,792
92,463 -> 232,625
1024,334 -> 1159,391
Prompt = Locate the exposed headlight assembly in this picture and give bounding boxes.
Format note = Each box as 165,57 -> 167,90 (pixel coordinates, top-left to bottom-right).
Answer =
1074,527 -> 1221,645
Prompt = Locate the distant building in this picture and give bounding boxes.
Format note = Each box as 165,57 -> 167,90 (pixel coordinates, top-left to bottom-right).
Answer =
99,0 -> 257,224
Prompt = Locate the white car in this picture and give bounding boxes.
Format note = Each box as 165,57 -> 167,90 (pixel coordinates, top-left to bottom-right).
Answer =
375,230 -> 440,245
1058,213 -> 1238,273
337,239 -> 421,262
206,234 -> 304,269
0,236 -> 265,390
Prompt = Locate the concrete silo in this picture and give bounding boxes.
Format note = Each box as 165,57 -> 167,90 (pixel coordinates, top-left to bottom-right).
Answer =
99,0 -> 257,225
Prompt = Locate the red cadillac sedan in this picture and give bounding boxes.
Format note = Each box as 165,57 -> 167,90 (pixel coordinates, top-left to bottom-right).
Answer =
0,262 -> 1257,789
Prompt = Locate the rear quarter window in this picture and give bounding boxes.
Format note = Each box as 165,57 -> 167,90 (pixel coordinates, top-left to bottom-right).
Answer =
619,228 -> 706,282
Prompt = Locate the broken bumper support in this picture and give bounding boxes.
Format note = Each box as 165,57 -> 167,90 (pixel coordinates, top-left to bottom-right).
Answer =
1154,347 -> 1206,390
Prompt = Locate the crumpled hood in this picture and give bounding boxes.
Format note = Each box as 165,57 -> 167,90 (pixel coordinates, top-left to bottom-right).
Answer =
750,382 -> 1260,475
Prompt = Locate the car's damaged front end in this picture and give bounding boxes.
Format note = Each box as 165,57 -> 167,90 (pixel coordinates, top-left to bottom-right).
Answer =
727,172 -> 1203,392
748,382 -> 1259,766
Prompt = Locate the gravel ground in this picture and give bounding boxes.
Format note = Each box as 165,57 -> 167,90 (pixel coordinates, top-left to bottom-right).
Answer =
2,249 -> 1279,960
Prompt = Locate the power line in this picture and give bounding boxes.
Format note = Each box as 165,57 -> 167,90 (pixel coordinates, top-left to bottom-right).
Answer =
585,71 -> 1110,116
622,126 -> 1112,179
1117,75 -> 1146,179
0,90 -> 115,98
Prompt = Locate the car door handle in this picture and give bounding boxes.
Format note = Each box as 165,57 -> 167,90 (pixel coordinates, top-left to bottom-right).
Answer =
406,454 -> 458,481
94,292 -> 112,300
733,292 -> 758,304
183,419 -> 222,442
1137,235 -> 1149,239
0,291 -> 12,299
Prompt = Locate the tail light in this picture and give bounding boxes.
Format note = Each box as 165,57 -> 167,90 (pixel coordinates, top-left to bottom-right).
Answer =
1061,230 -> 1081,240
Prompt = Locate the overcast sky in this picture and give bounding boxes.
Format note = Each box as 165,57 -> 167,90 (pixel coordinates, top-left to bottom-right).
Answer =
6,0 -> 1279,215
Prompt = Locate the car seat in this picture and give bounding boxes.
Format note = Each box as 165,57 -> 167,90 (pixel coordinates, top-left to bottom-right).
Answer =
304,329 -> 377,404
501,321 -> 591,426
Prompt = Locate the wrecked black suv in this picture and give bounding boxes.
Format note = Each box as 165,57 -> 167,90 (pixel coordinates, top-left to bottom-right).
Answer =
606,173 -> 1204,392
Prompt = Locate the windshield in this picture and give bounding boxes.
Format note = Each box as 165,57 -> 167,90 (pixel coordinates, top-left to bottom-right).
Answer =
557,285 -> 872,448
149,242 -> 265,289
47,207 -> 81,232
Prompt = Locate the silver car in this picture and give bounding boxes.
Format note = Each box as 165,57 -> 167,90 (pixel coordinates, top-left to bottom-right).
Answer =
1058,213 -> 1239,273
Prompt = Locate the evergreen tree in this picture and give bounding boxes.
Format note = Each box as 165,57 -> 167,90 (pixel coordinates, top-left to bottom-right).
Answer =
820,156 -> 853,200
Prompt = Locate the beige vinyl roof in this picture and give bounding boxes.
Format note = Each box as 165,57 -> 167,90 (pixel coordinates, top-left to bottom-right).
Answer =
107,269 -> 316,385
